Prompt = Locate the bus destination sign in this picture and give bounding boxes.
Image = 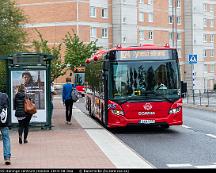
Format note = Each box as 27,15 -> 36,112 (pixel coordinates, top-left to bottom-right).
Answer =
118,50 -> 170,60
74,66 -> 85,73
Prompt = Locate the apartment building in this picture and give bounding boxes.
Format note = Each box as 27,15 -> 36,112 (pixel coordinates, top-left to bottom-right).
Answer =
16,0 -> 216,90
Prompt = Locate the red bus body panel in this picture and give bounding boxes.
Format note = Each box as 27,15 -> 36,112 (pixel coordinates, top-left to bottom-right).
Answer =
76,85 -> 85,94
107,99 -> 183,128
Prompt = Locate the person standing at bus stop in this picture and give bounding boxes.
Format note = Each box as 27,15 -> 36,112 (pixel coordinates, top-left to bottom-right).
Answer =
0,91 -> 11,165
50,82 -> 57,127
62,77 -> 75,125
14,84 -> 32,144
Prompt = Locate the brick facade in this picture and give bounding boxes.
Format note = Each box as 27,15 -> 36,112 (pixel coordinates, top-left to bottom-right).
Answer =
16,0 -> 215,90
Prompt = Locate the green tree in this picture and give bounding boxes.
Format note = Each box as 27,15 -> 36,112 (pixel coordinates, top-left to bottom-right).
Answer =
0,0 -> 27,91
0,0 -> 27,55
64,31 -> 101,71
32,30 -> 66,82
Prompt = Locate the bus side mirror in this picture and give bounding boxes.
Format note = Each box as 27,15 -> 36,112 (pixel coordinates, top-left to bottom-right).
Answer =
181,81 -> 187,98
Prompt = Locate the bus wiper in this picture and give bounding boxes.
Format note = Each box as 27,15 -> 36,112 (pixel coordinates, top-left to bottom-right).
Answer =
115,96 -> 149,104
142,91 -> 173,103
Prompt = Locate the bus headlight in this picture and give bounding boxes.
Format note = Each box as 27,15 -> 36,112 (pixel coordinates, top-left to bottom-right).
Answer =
111,110 -> 124,116
169,107 -> 181,114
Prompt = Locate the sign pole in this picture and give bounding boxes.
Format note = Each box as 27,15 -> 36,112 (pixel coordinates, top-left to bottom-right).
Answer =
189,54 -> 197,105
192,64 -> 195,104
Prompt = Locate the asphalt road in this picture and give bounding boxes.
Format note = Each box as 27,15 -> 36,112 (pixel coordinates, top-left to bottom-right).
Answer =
74,97 -> 216,168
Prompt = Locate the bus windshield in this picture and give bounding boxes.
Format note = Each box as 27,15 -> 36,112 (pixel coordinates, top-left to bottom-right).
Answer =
110,60 -> 180,102
74,73 -> 85,86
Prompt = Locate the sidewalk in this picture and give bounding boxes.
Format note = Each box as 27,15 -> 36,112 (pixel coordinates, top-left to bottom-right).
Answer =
183,100 -> 216,112
0,97 -> 153,169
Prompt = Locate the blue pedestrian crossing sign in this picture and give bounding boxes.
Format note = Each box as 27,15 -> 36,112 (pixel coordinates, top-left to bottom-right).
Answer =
189,54 -> 198,64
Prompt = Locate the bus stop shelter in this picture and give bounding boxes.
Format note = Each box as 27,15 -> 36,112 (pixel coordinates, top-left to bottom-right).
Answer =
0,52 -> 54,129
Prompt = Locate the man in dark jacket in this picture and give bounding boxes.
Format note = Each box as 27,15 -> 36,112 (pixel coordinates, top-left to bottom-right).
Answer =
0,92 -> 11,165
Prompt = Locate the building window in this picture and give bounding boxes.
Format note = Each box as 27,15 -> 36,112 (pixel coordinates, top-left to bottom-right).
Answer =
90,6 -> 96,18
209,5 -> 214,13
102,8 -> 108,18
203,49 -> 207,57
203,18 -> 207,27
210,19 -> 214,28
123,36 -> 127,43
148,31 -> 153,40
139,0 -> 144,3
148,13 -> 153,22
210,34 -> 214,42
176,0 -> 181,8
169,32 -> 174,40
148,0 -> 153,5
210,64 -> 215,72
177,33 -> 181,41
203,34 -> 207,42
176,16 -> 181,24
203,3 -> 208,12
210,49 -> 214,57
169,16 -> 173,24
139,30 -> 145,41
169,0 -> 173,7
102,28 -> 108,38
90,27 -> 97,38
139,12 -> 144,22
123,17 -> 126,23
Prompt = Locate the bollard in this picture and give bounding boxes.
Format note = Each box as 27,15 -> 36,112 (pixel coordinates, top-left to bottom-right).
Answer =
199,90 -> 201,105
187,92 -> 189,104
193,89 -> 195,104
207,90 -> 209,106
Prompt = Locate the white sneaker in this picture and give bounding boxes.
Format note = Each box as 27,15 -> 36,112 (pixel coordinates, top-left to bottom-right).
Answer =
67,122 -> 72,125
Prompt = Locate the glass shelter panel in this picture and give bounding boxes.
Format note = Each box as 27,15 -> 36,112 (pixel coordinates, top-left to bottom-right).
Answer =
11,70 -> 47,123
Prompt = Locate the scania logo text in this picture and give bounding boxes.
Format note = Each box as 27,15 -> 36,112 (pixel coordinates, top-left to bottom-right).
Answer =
143,103 -> 152,110
138,112 -> 155,116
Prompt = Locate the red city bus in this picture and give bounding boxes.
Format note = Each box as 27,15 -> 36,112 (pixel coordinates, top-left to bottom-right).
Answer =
74,66 -> 85,97
85,44 -> 185,128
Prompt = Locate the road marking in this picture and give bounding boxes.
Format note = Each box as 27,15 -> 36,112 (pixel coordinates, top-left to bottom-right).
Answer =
73,109 -> 154,168
166,163 -> 192,168
195,165 -> 216,168
206,134 -> 216,139
182,125 -> 191,129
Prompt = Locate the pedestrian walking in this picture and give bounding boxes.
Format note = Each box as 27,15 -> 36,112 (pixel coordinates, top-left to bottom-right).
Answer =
62,77 -> 76,125
0,91 -> 11,165
14,84 -> 32,144
50,82 -> 57,127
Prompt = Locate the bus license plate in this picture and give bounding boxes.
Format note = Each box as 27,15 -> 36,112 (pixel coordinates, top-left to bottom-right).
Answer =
139,120 -> 155,124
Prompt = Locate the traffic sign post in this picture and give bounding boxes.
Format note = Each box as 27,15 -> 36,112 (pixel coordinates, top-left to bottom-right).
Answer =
189,54 -> 198,64
188,54 -> 198,104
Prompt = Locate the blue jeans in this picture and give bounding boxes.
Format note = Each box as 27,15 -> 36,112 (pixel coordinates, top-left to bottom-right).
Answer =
0,127 -> 11,160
